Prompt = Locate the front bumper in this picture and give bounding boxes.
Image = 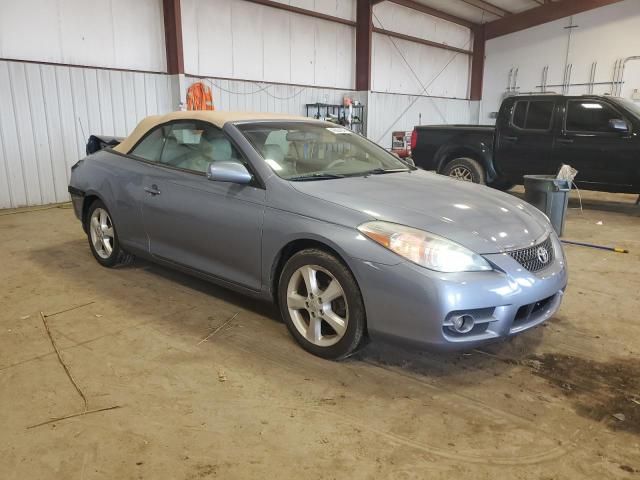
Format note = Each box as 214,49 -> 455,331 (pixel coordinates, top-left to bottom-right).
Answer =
350,247 -> 567,351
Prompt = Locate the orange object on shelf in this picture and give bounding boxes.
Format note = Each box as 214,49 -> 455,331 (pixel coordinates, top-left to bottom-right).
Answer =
186,82 -> 215,111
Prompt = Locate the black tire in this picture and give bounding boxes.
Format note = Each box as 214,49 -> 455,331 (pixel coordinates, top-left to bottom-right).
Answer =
489,178 -> 515,191
85,200 -> 134,268
441,157 -> 486,184
278,249 -> 366,360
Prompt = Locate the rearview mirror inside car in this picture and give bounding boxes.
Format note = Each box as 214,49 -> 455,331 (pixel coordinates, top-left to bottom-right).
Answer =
207,162 -> 252,184
609,118 -> 629,133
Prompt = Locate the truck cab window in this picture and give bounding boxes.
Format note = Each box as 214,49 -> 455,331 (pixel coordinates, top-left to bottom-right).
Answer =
526,101 -> 554,130
513,101 -> 527,128
512,100 -> 553,130
566,101 -> 621,133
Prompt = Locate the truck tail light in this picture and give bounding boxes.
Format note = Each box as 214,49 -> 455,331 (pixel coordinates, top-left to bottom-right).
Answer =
410,129 -> 418,150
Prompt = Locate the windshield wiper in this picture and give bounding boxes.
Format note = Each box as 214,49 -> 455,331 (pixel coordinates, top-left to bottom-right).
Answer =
287,172 -> 346,181
361,168 -> 410,176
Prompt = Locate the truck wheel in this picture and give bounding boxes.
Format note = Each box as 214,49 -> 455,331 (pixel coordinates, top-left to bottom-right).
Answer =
442,158 -> 486,184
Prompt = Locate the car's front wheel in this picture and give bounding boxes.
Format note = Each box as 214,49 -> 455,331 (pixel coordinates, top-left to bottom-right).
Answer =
278,249 -> 366,360
86,200 -> 134,267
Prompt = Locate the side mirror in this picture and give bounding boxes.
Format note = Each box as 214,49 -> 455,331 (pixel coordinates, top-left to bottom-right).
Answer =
207,161 -> 252,184
609,118 -> 629,133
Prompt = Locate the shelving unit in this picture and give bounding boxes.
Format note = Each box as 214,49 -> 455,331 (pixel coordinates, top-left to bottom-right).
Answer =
304,103 -> 366,135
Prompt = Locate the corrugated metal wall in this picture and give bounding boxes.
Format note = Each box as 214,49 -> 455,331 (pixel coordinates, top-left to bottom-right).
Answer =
184,76 -> 360,116
371,2 -> 472,98
182,0 -> 356,89
0,60 -> 172,209
0,0 -> 166,72
0,63 -> 364,209
0,0 -> 480,209
368,92 -> 478,148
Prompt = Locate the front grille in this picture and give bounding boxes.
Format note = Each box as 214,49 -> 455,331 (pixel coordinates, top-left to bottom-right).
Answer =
507,236 -> 554,273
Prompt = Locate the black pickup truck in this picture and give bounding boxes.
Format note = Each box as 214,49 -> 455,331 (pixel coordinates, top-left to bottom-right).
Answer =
410,94 -> 640,193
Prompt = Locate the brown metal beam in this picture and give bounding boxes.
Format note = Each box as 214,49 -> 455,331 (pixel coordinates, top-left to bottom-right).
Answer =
356,0 -> 373,90
460,0 -> 511,17
384,0 -> 475,28
485,0 -> 624,39
241,0 -> 356,26
469,24 -> 485,100
373,27 -> 472,55
162,0 -> 184,74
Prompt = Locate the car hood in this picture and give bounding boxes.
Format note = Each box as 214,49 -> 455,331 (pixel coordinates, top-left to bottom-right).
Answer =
289,170 -> 549,254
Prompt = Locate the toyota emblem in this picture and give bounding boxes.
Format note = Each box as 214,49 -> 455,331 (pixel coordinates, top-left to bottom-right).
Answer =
536,246 -> 550,264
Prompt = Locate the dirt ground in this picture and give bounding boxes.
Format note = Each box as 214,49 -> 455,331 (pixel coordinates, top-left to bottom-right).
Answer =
1,189 -> 639,479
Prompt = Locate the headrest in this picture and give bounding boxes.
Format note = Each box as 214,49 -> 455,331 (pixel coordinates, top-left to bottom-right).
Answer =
263,144 -> 284,163
207,138 -> 232,162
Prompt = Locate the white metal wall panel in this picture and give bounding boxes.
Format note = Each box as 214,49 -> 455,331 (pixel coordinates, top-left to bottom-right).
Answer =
0,0 -> 166,72
184,75 -> 359,118
481,0 -> 640,123
182,0 -> 355,89
0,62 -> 29,207
275,0 -> 356,21
368,91 -> 478,149
372,33 -> 470,98
372,2 -> 471,50
0,60 -> 172,209
290,15 -> 318,86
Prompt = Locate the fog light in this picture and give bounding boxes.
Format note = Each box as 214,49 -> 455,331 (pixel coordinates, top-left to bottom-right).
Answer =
450,314 -> 475,334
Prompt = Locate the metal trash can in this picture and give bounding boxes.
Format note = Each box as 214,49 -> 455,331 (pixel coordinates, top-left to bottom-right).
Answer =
523,175 -> 571,236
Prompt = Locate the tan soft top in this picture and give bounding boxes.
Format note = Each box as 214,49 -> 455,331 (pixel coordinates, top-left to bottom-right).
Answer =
113,110 -> 311,154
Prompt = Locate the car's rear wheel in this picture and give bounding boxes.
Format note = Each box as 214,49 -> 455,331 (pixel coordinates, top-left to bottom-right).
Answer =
442,157 -> 486,184
278,249 -> 366,360
86,200 -> 134,267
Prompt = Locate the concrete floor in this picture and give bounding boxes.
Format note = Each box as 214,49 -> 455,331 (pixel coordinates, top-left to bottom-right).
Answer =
1,189 -> 639,479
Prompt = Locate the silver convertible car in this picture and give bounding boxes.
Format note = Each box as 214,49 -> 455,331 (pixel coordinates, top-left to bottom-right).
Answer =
69,111 -> 567,359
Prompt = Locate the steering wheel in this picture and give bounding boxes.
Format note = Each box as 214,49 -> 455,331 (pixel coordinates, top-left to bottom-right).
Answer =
326,159 -> 347,169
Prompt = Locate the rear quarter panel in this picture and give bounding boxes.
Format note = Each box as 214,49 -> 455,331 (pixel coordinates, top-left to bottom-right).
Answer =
412,126 -> 496,180
70,150 -> 149,252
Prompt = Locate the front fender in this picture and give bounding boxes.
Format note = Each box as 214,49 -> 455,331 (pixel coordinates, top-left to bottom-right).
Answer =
261,207 -> 403,295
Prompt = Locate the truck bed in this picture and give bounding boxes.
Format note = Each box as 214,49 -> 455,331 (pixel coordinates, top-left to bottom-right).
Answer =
415,124 -> 495,132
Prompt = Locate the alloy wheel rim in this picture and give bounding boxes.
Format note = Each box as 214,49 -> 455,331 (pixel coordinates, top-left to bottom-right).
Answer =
286,265 -> 349,347
449,166 -> 474,182
89,208 -> 115,259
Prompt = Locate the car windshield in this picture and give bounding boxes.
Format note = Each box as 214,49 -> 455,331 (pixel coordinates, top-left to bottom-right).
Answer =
612,97 -> 640,118
237,122 -> 411,180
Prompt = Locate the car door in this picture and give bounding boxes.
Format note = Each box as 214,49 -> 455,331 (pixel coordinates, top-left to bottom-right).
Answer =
105,125 -> 168,253
494,99 -> 557,181
133,120 -> 266,291
553,99 -> 636,188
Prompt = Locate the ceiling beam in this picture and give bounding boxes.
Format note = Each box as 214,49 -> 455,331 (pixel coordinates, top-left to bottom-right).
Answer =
382,0 -> 475,28
373,27 -> 473,55
460,0 -> 511,17
485,0 -> 625,39
241,0 -> 356,26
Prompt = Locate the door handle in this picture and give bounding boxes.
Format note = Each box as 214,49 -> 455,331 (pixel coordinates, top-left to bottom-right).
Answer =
556,138 -> 574,144
144,185 -> 161,196
503,135 -> 518,142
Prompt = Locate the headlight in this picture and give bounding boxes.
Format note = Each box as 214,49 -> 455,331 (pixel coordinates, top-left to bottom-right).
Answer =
357,221 -> 492,272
